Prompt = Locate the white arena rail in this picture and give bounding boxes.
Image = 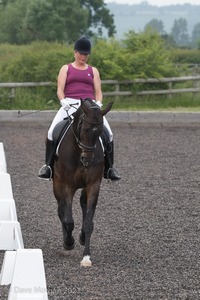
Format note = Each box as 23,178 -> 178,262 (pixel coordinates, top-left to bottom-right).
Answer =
0,142 -> 48,299
0,143 -> 7,173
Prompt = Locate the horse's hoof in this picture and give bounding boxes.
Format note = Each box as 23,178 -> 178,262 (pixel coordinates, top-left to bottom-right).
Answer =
63,238 -> 75,250
80,255 -> 92,267
79,233 -> 85,246
63,242 -> 75,250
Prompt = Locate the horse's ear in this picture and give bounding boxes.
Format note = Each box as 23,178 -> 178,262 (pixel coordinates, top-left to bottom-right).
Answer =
101,102 -> 113,116
80,98 -> 88,114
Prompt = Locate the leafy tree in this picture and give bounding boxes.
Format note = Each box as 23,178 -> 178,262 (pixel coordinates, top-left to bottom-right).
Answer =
144,19 -> 165,35
90,38 -> 127,80
0,0 -> 11,6
0,0 -> 30,44
161,34 -> 176,49
0,0 -> 115,44
24,0 -> 88,43
122,29 -> 176,79
171,18 -> 190,48
80,0 -> 116,37
191,23 -> 200,49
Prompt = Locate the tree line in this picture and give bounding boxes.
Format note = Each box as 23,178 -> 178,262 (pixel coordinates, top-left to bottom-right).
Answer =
1,0 -> 200,89
145,17 -> 200,49
0,0 -> 115,44
1,0 -> 200,49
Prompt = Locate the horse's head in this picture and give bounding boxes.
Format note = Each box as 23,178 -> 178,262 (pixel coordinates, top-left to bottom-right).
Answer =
75,98 -> 113,167
81,98 -> 113,117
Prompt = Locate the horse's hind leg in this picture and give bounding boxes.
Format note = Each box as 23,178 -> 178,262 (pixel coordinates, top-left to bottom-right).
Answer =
57,196 -> 75,250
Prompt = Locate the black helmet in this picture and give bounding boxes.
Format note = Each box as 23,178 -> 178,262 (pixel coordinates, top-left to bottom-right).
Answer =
74,36 -> 91,54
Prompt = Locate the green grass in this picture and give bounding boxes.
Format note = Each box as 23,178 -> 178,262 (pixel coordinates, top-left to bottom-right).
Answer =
1,88 -> 200,111
104,94 -> 200,111
0,86 -> 59,110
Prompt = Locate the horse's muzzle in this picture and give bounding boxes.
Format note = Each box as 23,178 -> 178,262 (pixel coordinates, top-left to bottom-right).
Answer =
80,151 -> 94,167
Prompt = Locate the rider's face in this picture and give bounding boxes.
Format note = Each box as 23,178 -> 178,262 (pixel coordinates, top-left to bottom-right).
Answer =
74,50 -> 89,64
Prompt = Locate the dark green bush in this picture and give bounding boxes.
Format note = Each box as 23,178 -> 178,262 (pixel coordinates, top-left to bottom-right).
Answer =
170,48 -> 200,64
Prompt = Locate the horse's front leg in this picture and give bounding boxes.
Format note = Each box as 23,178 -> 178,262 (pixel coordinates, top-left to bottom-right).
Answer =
80,186 -> 100,267
55,188 -> 75,250
79,188 -> 87,246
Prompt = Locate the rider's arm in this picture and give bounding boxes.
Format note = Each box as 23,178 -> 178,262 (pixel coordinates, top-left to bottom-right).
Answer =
93,67 -> 103,104
57,65 -> 68,101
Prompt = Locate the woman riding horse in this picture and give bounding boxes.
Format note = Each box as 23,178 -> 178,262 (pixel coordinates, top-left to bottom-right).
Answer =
38,36 -> 121,181
53,98 -> 113,266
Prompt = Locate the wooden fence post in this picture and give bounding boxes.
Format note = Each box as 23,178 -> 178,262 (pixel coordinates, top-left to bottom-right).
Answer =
168,81 -> 172,99
115,82 -> 120,102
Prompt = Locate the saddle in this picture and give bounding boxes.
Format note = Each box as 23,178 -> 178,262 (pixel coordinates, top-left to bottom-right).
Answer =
52,117 -> 71,155
52,117 -> 110,157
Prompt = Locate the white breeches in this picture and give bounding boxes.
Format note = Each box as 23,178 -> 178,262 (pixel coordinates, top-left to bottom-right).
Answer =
47,98 -> 113,142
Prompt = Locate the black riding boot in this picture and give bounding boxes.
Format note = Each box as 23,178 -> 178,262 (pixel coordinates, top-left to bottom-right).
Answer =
38,139 -> 55,180
104,141 -> 121,181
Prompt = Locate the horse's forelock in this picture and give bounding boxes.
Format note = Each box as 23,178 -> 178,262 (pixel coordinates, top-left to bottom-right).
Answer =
82,97 -> 96,109
81,98 -> 99,116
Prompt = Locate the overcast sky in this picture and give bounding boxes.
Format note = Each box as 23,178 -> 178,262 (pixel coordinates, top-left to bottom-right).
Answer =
105,0 -> 200,6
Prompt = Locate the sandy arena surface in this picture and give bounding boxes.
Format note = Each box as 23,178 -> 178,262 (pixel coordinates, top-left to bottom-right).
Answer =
1,119 -> 200,300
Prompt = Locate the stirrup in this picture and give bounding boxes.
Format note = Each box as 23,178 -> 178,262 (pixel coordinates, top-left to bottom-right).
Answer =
38,165 -> 52,181
104,167 -> 121,181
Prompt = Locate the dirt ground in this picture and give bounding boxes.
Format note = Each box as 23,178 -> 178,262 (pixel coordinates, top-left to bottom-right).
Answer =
1,120 -> 200,300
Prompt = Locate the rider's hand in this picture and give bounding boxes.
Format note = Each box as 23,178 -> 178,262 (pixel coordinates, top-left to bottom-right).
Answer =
96,101 -> 102,108
60,98 -> 70,111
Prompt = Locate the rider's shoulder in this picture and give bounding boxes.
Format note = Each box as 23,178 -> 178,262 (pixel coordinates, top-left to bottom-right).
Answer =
61,64 -> 69,69
59,64 -> 69,75
61,64 -> 69,70
92,66 -> 100,76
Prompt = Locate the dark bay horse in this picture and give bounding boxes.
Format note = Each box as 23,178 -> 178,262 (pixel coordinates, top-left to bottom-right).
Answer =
52,98 -> 113,266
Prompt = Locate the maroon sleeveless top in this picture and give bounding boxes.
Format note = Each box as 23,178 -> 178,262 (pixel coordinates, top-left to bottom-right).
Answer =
64,64 -> 95,100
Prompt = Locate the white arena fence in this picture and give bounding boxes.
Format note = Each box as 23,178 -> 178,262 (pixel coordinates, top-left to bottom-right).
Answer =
0,142 -> 48,300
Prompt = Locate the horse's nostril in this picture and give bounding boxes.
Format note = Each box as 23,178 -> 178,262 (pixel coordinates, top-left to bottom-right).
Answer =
80,153 -> 93,167
81,154 -> 86,161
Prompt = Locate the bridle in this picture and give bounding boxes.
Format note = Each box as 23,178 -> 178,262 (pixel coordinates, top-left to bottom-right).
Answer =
71,106 -> 103,166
